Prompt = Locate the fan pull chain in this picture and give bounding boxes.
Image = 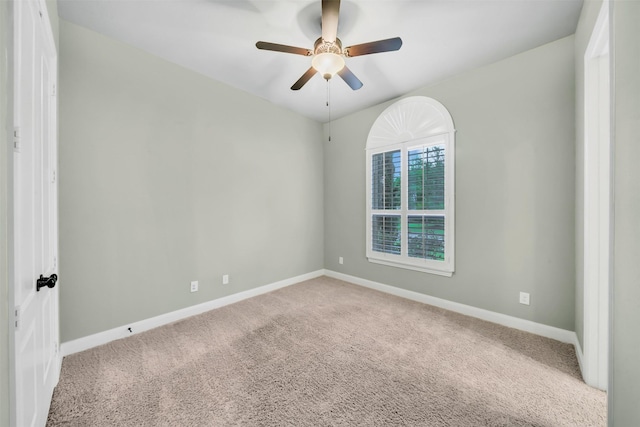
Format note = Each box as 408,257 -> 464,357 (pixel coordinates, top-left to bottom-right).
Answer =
327,79 -> 332,142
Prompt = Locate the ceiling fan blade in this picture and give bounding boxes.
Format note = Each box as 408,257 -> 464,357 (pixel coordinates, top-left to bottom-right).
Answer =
337,66 -> 363,90
321,0 -> 340,42
291,67 -> 318,90
256,41 -> 312,56
345,37 -> 403,57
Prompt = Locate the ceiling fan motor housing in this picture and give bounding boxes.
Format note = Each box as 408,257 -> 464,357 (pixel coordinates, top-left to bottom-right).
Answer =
314,37 -> 343,55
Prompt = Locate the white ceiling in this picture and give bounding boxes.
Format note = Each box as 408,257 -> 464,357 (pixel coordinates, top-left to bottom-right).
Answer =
57,0 -> 583,123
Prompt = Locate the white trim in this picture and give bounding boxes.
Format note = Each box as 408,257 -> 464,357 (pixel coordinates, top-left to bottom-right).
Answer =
367,258 -> 452,277
582,0 -> 610,391
62,269 -> 585,379
61,270 -> 324,356
324,270 -> 576,344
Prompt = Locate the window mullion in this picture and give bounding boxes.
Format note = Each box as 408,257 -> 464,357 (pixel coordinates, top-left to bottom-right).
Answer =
409,210 -> 446,216
401,146 -> 408,258
382,153 -> 386,210
370,210 -> 400,215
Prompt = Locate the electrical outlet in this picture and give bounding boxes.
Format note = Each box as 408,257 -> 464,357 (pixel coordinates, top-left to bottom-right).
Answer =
222,274 -> 229,285
519,292 -> 530,305
339,257 -> 344,265
190,281 -> 198,293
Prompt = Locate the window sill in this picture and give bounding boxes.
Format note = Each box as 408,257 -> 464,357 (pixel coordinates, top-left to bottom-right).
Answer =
368,257 -> 453,277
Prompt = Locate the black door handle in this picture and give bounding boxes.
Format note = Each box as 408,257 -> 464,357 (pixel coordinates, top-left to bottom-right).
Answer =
36,274 -> 57,292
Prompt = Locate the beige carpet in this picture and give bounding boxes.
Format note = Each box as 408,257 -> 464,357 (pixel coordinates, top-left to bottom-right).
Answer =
47,276 -> 606,426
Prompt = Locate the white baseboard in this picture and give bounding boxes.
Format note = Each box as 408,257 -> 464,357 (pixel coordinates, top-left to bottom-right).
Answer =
61,270 -> 324,357
324,270 -> 577,344
62,268 -> 586,382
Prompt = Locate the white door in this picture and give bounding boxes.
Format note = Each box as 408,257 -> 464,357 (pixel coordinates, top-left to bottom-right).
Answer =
13,0 -> 60,425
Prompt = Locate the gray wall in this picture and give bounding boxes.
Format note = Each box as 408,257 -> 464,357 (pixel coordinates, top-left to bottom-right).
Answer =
58,21 -> 324,342
324,36 -> 576,331
0,1 -> 12,425
610,1 -> 640,424
573,0 -> 603,353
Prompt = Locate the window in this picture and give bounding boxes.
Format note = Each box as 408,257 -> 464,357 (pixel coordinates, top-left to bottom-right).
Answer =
366,97 -> 455,276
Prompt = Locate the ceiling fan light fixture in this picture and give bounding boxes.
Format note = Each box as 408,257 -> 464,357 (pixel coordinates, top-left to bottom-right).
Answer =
312,52 -> 345,80
256,0 -> 401,90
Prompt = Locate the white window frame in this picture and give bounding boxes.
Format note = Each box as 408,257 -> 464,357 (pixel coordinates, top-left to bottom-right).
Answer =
365,97 -> 455,277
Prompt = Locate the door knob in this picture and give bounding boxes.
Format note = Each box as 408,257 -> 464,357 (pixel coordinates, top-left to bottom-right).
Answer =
36,274 -> 57,292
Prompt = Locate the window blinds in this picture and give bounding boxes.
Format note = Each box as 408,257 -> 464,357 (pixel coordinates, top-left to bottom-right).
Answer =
408,145 -> 445,210
371,144 -> 446,260
371,150 -> 401,210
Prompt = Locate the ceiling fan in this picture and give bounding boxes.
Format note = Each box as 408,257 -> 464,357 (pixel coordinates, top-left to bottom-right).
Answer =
256,0 -> 402,91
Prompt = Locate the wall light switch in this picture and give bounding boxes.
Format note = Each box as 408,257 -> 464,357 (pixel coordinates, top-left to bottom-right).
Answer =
222,274 -> 229,285
339,257 -> 344,265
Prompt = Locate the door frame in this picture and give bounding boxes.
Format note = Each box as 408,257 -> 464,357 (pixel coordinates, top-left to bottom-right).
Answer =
582,0 -> 611,391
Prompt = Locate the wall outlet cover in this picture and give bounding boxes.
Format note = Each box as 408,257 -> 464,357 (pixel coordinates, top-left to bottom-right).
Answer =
519,292 -> 530,305
190,281 -> 198,293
